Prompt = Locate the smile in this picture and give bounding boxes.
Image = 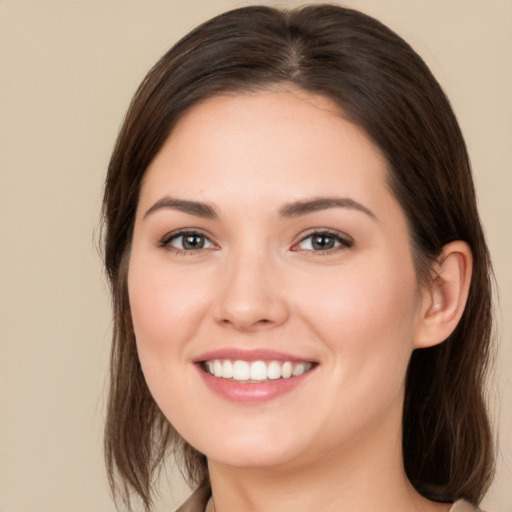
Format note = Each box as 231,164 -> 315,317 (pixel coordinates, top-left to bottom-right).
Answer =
202,359 -> 313,382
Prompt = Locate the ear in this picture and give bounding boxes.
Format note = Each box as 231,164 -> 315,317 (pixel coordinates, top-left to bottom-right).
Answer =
414,241 -> 473,349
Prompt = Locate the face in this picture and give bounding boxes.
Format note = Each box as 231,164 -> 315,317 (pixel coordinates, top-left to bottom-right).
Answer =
128,90 -> 427,471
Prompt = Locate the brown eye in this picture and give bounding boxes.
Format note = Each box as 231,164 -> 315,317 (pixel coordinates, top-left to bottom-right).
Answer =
311,234 -> 336,250
165,231 -> 216,251
182,234 -> 206,250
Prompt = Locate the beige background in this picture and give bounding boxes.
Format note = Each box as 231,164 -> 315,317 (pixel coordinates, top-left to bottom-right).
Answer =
0,0 -> 510,511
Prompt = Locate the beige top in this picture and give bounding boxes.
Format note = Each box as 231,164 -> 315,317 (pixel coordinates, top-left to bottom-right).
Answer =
449,500 -> 483,512
175,481 -> 483,512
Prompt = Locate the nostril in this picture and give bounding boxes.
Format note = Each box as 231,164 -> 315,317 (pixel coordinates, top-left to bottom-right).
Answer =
213,284 -> 290,330
219,315 -> 276,331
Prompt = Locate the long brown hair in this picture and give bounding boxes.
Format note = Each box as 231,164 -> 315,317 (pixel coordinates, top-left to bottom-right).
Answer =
102,4 -> 494,510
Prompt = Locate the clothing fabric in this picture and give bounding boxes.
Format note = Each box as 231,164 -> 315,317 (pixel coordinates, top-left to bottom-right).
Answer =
449,500 -> 483,512
175,480 -> 211,512
174,480 -> 483,512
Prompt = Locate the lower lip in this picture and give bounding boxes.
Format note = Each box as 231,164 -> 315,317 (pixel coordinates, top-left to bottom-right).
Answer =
196,365 -> 315,404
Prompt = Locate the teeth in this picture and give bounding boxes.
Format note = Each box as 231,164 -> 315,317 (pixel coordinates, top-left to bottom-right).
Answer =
292,363 -> 307,376
250,360 -> 267,380
233,360 -> 250,381
204,359 -> 313,381
267,361 -> 281,380
214,360 -> 223,377
281,361 -> 293,379
222,360 -> 233,379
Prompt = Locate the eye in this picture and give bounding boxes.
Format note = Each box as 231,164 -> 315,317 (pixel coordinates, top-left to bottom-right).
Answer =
161,230 -> 217,252
293,230 -> 353,252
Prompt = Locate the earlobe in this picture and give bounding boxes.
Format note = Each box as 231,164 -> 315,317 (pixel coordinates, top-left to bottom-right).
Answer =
414,241 -> 473,349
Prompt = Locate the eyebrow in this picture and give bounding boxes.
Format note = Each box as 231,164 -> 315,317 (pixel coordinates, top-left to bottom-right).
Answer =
143,197 -> 218,220
143,196 -> 376,221
279,197 -> 377,220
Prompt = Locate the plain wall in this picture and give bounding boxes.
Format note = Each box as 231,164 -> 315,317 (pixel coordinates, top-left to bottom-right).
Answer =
0,1 -> 510,511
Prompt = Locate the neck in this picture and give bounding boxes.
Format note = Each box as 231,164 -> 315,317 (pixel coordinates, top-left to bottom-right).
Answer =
206,410 -> 450,512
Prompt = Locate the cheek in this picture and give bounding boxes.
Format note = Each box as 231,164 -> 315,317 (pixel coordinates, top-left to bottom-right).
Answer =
297,259 -> 420,432
126,254 -> 215,434
296,253 -> 420,367
127,254 -> 212,365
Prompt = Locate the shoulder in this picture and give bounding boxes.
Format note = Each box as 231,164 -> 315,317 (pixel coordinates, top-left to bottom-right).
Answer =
173,487 -> 484,512
174,480 -> 211,512
449,499 -> 485,512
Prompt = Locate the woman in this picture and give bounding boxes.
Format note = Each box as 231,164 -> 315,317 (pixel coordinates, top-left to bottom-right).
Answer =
102,5 -> 494,512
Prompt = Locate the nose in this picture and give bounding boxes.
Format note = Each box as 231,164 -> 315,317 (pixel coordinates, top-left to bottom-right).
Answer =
213,249 -> 289,332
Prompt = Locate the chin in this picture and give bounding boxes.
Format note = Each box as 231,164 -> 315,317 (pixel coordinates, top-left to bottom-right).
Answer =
185,423 -> 306,470
207,444 -> 300,470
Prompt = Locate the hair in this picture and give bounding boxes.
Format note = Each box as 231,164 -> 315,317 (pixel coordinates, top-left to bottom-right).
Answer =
102,4 -> 494,511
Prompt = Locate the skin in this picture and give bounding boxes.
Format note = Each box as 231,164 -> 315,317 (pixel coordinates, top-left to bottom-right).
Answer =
128,89 -> 469,511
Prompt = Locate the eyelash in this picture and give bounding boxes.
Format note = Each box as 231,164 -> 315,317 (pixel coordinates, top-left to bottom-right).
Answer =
158,229 -> 217,255
292,229 -> 353,254
158,229 -> 353,255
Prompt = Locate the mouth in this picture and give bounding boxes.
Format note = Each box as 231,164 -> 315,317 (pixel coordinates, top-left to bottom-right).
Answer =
194,350 -> 318,403
201,359 -> 314,382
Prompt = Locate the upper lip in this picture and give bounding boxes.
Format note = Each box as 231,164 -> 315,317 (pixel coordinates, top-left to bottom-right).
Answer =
193,348 -> 317,363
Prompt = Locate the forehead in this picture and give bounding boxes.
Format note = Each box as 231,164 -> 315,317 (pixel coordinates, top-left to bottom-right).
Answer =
139,89 -> 394,216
